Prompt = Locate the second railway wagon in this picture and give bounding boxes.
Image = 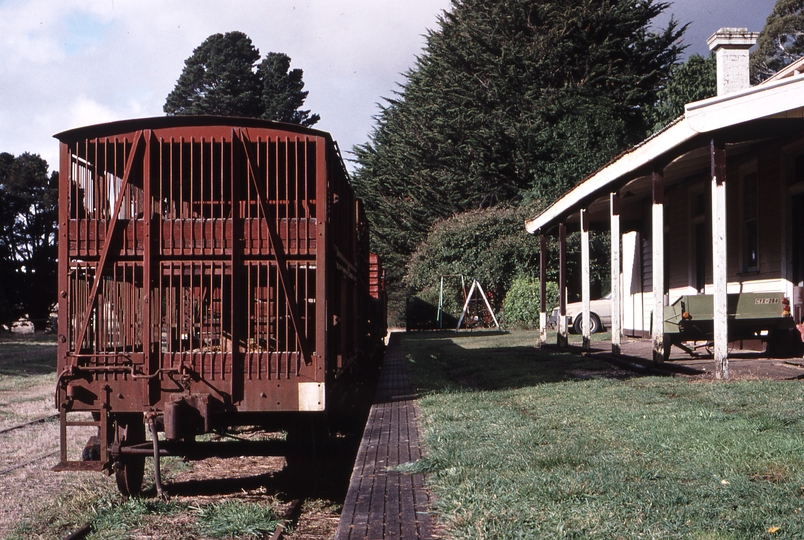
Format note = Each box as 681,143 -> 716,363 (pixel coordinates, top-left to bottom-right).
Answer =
53,116 -> 386,495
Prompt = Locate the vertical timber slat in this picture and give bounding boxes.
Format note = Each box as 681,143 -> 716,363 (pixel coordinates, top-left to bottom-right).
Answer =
610,193 -> 622,356
558,223 -> 568,347
652,166 -> 666,363
711,138 -> 729,379
581,209 -> 591,350
143,130 -> 156,405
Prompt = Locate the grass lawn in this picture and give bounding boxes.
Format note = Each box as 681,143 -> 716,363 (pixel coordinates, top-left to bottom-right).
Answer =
405,330 -> 804,539
0,333 -> 57,427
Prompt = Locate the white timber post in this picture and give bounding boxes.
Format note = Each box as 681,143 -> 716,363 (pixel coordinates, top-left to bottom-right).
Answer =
711,138 -> 729,379
610,193 -> 622,356
581,209 -> 591,350
558,223 -> 568,347
652,166 -> 666,363
539,233 -> 548,346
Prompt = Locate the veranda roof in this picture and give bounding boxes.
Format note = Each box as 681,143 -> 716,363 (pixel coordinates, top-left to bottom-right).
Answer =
525,71 -> 804,235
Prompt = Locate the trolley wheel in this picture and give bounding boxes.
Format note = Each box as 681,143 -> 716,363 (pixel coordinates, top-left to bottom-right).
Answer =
113,415 -> 146,496
661,339 -> 673,363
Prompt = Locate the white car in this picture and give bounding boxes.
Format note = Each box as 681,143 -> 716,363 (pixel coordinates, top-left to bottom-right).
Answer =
10,318 -> 35,335
549,293 -> 612,334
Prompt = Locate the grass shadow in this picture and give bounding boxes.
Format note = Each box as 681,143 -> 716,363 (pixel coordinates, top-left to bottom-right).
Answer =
544,342 -> 707,377
403,331 -> 655,394
0,334 -> 57,377
157,471 -> 280,498
406,329 -> 510,340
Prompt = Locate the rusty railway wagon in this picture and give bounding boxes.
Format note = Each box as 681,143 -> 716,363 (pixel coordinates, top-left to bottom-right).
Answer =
53,116 -> 387,495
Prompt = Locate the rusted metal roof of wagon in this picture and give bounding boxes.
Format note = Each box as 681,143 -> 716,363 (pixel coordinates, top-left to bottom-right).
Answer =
53,115 -> 334,142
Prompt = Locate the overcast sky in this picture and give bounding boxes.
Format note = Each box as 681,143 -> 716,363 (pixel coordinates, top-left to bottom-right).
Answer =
0,0 -> 779,173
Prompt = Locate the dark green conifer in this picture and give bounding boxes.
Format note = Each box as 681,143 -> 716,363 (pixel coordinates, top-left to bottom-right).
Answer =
353,0 -> 685,299
164,32 -> 318,126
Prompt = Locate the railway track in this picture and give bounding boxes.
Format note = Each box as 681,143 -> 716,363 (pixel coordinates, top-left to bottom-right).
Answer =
0,413 -> 60,476
0,413 -> 59,435
0,449 -> 59,477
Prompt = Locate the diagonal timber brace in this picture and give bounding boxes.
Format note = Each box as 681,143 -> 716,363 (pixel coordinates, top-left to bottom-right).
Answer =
236,129 -> 312,366
72,130 -> 145,361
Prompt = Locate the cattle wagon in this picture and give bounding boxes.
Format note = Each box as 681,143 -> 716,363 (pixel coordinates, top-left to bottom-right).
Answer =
52,117 -> 386,494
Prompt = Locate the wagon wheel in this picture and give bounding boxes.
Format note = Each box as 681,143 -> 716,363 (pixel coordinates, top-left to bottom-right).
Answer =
113,415 -> 146,496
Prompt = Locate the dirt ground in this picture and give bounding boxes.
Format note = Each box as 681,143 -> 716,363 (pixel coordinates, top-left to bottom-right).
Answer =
562,336 -> 804,381
0,335 -> 361,539
0,419 -> 356,539
0,410 -> 94,538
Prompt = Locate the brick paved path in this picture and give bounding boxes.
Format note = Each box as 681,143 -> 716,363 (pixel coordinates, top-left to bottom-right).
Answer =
335,333 -> 438,539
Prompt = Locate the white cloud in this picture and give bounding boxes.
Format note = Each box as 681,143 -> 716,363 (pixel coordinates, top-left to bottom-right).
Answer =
0,1 -> 65,69
67,95 -> 117,128
0,0 -> 779,173
0,0 -> 452,170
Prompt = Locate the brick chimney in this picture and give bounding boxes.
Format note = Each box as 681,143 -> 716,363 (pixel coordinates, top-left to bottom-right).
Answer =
707,28 -> 759,96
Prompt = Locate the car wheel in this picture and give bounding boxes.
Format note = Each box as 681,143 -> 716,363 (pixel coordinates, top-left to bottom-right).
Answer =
573,313 -> 601,334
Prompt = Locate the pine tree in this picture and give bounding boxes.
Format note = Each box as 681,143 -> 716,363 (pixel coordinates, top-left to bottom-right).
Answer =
751,0 -> 804,83
259,52 -> 320,127
164,31 -> 263,117
650,53 -> 717,132
352,0 -> 685,298
164,32 -> 319,125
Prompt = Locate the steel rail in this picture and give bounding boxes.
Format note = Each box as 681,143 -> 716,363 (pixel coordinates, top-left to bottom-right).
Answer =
0,413 -> 59,435
270,499 -> 301,540
0,449 -> 59,476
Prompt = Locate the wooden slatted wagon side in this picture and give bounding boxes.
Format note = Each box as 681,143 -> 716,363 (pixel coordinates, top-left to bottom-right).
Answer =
52,116 -> 385,495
